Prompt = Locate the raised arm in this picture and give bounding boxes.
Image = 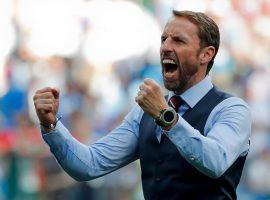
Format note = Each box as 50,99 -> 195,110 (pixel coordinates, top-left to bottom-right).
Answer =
33,87 -> 141,181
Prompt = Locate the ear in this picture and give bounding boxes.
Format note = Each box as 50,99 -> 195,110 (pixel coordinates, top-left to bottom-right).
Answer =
199,46 -> 215,65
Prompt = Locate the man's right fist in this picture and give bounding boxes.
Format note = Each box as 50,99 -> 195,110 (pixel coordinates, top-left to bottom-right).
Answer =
33,87 -> 60,129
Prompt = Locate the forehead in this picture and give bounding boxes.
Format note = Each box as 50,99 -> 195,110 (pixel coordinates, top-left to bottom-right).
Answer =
162,16 -> 199,37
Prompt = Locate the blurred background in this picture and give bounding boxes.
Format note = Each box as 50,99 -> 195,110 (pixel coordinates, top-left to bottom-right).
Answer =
0,0 -> 270,199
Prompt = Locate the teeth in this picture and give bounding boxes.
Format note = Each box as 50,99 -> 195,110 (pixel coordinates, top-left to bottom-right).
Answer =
162,59 -> 176,64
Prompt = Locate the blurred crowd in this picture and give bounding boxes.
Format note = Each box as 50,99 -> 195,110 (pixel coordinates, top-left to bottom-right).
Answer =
0,0 -> 270,199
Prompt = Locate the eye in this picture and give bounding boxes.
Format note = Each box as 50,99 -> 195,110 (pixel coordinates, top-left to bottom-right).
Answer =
161,36 -> 167,43
173,37 -> 185,44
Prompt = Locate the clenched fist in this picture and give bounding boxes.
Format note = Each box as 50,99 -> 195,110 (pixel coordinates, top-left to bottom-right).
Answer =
135,78 -> 169,119
33,87 -> 60,130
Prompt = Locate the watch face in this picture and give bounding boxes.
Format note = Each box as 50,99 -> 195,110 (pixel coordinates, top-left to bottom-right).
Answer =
163,110 -> 175,123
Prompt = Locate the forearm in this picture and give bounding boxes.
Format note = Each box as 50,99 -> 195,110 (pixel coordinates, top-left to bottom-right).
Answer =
165,119 -> 229,178
42,121 -> 139,181
166,102 -> 251,178
42,122 -> 103,180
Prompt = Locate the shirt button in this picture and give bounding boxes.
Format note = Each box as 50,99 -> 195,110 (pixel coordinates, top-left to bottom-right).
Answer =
190,156 -> 195,161
155,177 -> 161,182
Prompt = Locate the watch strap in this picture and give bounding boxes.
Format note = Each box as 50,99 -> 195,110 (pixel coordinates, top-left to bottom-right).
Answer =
40,115 -> 62,131
155,109 -> 167,127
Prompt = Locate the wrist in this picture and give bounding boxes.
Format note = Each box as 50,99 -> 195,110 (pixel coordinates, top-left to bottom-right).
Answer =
41,126 -> 54,133
155,107 -> 178,129
161,114 -> 179,131
40,116 -> 62,133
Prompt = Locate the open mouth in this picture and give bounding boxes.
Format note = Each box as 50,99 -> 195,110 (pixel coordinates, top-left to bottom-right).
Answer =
162,59 -> 178,73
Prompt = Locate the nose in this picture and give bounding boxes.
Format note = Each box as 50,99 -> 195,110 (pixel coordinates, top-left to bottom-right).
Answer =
160,37 -> 173,53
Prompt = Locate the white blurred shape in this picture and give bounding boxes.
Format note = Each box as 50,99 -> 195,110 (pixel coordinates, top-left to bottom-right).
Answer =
175,0 -> 207,12
0,20 -> 15,58
159,0 -> 177,7
254,16 -> 270,38
0,0 -> 15,97
0,0 -> 14,21
222,12 -> 252,56
17,0 -> 83,57
209,0 -> 231,17
0,58 -> 7,97
82,0 -> 161,64
244,0 -> 260,14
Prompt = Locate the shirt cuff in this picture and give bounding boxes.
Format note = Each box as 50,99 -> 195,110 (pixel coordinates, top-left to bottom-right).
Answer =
41,121 -> 72,149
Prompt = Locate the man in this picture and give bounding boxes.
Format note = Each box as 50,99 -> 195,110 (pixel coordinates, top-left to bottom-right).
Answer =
33,10 -> 251,199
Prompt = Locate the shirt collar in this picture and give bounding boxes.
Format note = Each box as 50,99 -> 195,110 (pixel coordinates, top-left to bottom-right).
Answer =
168,75 -> 213,108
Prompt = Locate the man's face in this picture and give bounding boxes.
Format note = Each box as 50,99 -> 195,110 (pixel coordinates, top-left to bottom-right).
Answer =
160,16 -> 204,94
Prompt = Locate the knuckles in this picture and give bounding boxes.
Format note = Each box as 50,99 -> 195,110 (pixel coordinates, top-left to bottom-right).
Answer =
33,88 -> 58,116
140,80 -> 161,94
136,95 -> 144,105
33,92 -> 54,101
36,104 -> 43,111
137,101 -> 143,106
143,88 -> 150,94
152,84 -> 159,91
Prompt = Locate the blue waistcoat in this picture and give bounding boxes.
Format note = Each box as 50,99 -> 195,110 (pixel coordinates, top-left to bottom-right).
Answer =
138,87 -> 247,200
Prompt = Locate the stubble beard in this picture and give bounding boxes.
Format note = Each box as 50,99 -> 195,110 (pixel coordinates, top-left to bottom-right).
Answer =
161,48 -> 202,94
163,73 -> 189,94
163,62 -> 198,94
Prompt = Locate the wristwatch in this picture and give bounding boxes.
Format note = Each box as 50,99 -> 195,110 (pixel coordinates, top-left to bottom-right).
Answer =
155,107 -> 178,128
